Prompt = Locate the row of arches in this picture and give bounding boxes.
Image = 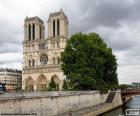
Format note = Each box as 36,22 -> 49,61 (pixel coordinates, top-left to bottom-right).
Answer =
25,74 -> 60,91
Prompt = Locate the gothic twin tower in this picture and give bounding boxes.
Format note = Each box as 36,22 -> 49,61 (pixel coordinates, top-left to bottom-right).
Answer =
22,9 -> 68,91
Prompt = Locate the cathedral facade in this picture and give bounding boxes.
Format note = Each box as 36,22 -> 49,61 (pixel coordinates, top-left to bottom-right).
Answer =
22,9 -> 68,91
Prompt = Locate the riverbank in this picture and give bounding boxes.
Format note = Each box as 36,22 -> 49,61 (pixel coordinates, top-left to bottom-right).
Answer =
83,93 -> 132,116
0,91 -> 108,115
55,91 -> 124,116
101,95 -> 140,116
0,91 -> 128,116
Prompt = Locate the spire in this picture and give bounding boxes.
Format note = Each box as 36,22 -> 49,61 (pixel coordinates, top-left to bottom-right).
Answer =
60,8 -> 63,13
25,16 -> 28,21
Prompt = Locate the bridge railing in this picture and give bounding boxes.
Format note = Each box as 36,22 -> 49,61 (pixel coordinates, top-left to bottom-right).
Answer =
120,89 -> 140,98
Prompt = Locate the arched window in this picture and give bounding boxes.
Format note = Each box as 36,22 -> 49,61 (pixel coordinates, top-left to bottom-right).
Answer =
29,24 -> 31,41
57,57 -> 60,64
57,42 -> 59,48
33,23 -> 35,40
57,19 -> 60,36
32,59 -> 35,67
53,42 -> 55,48
53,20 -> 55,37
29,60 -> 31,67
51,75 -> 60,90
53,57 -> 55,64
40,26 -> 41,39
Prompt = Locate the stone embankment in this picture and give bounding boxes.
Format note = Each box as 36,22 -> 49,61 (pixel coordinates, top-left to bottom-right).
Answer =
0,90 -> 124,116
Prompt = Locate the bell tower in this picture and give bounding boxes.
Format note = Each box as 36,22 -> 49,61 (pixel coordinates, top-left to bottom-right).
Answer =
23,16 -> 45,68
48,9 -> 68,38
47,9 -> 68,49
24,16 -> 45,41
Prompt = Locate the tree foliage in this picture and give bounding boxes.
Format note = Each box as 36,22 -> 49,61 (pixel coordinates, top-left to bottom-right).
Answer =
119,84 -> 131,90
62,79 -> 68,90
61,32 -> 118,92
47,78 -> 57,91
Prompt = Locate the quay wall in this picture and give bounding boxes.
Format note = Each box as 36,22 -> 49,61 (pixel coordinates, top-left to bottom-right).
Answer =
122,96 -> 132,104
83,91 -> 123,116
0,91 -> 109,116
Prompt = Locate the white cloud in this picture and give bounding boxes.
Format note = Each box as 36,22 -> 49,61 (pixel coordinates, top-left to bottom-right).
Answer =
0,53 -> 22,63
0,0 -> 140,84
118,65 -> 140,84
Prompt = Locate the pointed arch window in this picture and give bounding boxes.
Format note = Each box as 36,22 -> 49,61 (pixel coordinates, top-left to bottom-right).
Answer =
53,20 -> 55,37
40,26 -> 41,39
53,42 -> 55,48
29,60 -> 31,67
57,57 -> 60,64
33,23 -> 35,40
53,57 -> 55,64
32,59 -> 35,67
57,19 -> 60,36
29,24 -> 31,41
57,41 -> 60,48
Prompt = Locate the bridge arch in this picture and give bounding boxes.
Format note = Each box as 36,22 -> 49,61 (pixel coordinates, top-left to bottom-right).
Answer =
25,76 -> 34,91
52,74 -> 60,90
36,74 -> 48,91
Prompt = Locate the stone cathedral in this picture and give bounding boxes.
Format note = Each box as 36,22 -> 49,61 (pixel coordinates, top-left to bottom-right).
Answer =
22,9 -> 68,91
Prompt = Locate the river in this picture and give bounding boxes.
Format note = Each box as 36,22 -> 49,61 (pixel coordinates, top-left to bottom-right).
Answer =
101,95 -> 140,116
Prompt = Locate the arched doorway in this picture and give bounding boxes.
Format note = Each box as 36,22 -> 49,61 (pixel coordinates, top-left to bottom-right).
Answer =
52,75 -> 60,90
25,77 -> 34,91
36,74 -> 47,91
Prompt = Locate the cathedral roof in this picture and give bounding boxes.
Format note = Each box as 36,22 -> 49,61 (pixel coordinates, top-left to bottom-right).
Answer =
49,9 -> 68,20
24,16 -> 44,24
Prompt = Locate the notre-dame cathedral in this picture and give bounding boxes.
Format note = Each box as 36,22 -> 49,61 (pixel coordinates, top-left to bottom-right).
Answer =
22,9 -> 68,91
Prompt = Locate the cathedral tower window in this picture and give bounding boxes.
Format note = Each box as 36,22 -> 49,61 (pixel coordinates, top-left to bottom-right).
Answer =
39,43 -> 45,50
32,59 -> 35,67
53,57 -> 55,64
57,57 -> 60,64
53,20 -> 55,37
57,42 -> 60,48
40,26 -> 41,39
29,24 -> 31,41
57,19 -> 60,36
53,42 -> 55,48
33,23 -> 35,40
29,60 -> 31,67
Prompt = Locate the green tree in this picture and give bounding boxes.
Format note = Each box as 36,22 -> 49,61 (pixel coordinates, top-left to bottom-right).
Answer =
61,32 -> 118,92
62,79 -> 68,90
47,78 -> 57,91
119,84 -> 131,90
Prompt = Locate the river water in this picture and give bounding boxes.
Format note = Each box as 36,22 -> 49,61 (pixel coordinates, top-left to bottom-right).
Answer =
101,95 -> 140,116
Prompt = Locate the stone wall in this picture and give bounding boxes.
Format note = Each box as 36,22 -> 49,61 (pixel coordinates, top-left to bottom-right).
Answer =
0,91 -> 108,115
82,91 -> 123,116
